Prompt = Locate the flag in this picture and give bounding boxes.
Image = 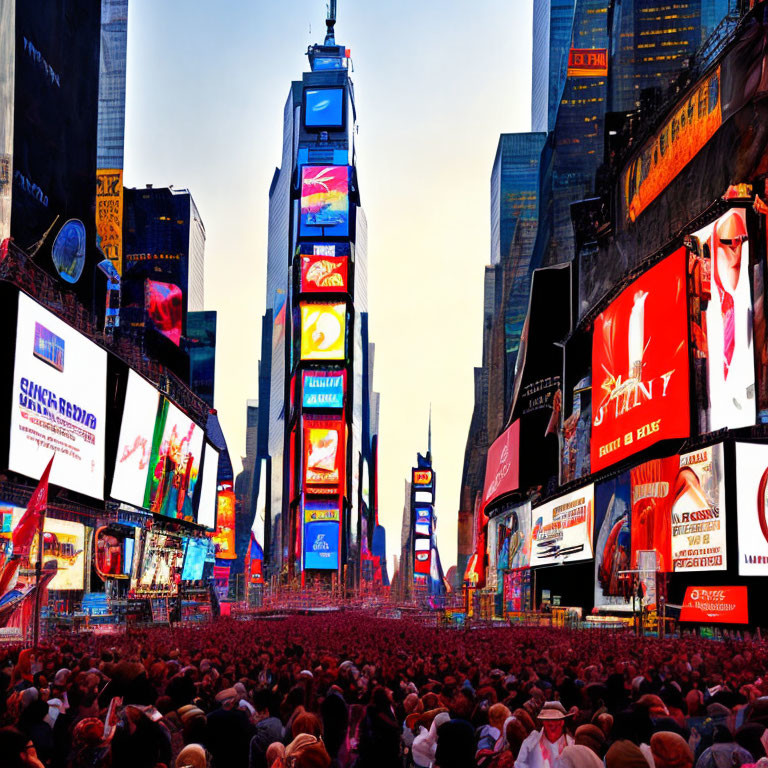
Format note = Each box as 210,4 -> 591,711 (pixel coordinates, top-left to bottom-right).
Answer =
245,532 -> 263,585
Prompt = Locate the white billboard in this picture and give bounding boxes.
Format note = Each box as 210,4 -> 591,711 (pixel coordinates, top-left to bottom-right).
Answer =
736,442 -> 768,575
10,293 -> 106,498
197,442 -> 219,530
110,370 -> 159,508
531,484 -> 594,566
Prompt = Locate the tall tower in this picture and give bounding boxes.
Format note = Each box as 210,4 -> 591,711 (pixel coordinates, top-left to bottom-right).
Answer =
256,3 -> 378,586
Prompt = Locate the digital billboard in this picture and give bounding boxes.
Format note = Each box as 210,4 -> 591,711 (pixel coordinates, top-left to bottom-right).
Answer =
146,280 -> 183,346
304,420 -> 344,492
10,293 -> 107,499
413,470 -> 433,486
144,399 -> 204,519
734,442 -> 768,575
300,253 -> 349,293
300,166 -> 350,237
185,311 -> 217,408
111,370 -> 160,508
181,537 -> 208,581
303,499 -> 340,523
671,445 -> 726,572
505,502 -> 532,571
304,520 -> 339,570
96,170 -> 124,276
136,530 -> 184,592
197,442 -> 219,530
530,485 -> 594,566
414,491 -> 432,503
482,421 -> 520,508
594,474 -> 632,610
300,303 -> 346,361
212,490 -> 236,560
304,87 -> 344,129
567,48 -> 608,77
691,209 -> 755,431
630,457 -> 675,573
414,538 -> 431,575
94,527 -> 134,580
592,250 -> 690,472
302,371 -> 345,409
680,586 -> 748,624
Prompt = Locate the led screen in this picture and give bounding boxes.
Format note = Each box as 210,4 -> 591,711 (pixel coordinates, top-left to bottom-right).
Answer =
304,87 -> 344,128
691,209 -> 755,431
10,293 -> 107,498
415,521 -> 430,537
300,166 -> 349,237
592,250 -> 690,472
412,470 -> 432,486
144,399 -> 204,520
212,491 -> 236,560
530,485 -> 594,566
304,500 -> 340,523
734,442 -> 768,575
415,507 -> 431,520
304,521 -> 339,570
630,457 -> 676,573
111,371 -> 160,508
137,530 -> 184,592
303,372 -> 345,409
414,539 -> 431,574
300,254 -> 348,293
94,527 -> 132,580
300,303 -> 346,361
181,537 -> 208,581
123,537 -> 135,577
304,420 -> 343,491
594,474 -> 632,610
483,421 -> 520,507
414,491 -> 432,503
146,280 -> 183,346
501,502 -> 532,571
197,443 -> 219,530
680,586 -> 748,624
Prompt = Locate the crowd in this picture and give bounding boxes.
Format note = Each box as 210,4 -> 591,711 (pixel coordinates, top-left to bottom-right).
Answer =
2,614 -> 768,768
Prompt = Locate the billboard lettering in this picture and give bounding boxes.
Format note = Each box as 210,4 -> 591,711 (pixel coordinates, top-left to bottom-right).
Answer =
567,48 -> 608,77
680,586 -> 748,624
483,420 -> 520,507
96,169 -> 123,275
530,485 -> 594,566
302,371 -> 345,409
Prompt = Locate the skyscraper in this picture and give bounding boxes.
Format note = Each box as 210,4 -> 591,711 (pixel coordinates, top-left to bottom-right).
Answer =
97,0 -> 128,170
255,5 -> 380,585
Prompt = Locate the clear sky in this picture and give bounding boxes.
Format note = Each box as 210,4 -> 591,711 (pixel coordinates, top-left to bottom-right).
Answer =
123,0 -> 534,573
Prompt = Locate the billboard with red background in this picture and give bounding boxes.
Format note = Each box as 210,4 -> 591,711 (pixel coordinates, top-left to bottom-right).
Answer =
483,420 -> 520,509
680,586 -> 748,624
300,254 -> 348,293
592,249 -> 690,472
146,280 -> 183,346
304,418 -> 345,495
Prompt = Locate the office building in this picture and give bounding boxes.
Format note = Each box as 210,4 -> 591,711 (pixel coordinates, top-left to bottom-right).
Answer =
97,0 -> 128,170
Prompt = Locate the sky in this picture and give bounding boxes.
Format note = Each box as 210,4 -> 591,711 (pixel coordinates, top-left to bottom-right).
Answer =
123,0 -> 534,572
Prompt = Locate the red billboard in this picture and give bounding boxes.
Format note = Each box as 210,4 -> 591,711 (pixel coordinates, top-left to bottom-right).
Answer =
304,419 -> 345,495
483,420 -> 520,508
300,254 -> 348,293
413,470 -> 433,486
680,586 -> 748,624
567,48 -> 608,77
146,280 -> 183,346
592,250 -> 690,472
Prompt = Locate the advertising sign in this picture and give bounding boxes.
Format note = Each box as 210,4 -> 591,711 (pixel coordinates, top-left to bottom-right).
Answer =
300,303 -> 346,361
671,445 -> 726,571
145,280 -> 183,346
212,491 -> 236,560
680,586 -> 748,624
531,485 -> 594,566
414,538 -> 431,575
304,420 -> 344,491
304,500 -> 340,523
181,537 -> 208,581
592,250 -> 690,472
622,68 -> 722,222
197,443 -> 219,530
304,87 -> 344,129
413,470 -> 433,486
505,502 -> 532,570
300,253 -> 348,292
734,442 -> 768,575
567,48 -> 608,77
136,530 -> 184,593
482,420 -> 520,507
111,371 -> 160,508
144,399 -> 204,519
96,169 -> 123,275
594,474 -> 632,610
414,491 -> 432,503
692,209 -> 755,431
302,371 -> 345,409
300,166 -> 350,237
304,520 -> 339,570
630,457 -> 675,572
10,293 -> 107,499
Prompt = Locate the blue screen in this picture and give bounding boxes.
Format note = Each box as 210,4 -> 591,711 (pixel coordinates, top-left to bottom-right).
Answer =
305,88 -> 344,128
123,538 -> 135,576
181,538 -> 207,581
304,521 -> 339,570
303,374 -> 344,408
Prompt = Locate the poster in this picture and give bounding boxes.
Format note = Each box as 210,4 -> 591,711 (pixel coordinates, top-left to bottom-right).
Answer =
299,166 -> 350,237
145,280 -> 183,346
630,457 -> 676,573
735,442 -> 768,575
680,586 -> 748,624
111,371 -> 160,508
95,169 -> 123,275
592,250 -> 690,472
10,293 -> 107,499
594,474 -> 632,610
212,491 -> 236,559
303,521 -> 339,570
197,443 -> 219,530
300,303 -> 346,361
530,485 -> 594,566
671,445 -> 726,572
136,531 -> 184,593
300,253 -> 348,292
482,421 -> 520,507
304,421 -> 343,490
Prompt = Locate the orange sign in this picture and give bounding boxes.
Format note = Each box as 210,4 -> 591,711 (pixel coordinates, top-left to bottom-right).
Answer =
413,470 -> 432,486
567,48 -> 607,77
212,491 -> 236,560
680,586 -> 748,624
623,68 -> 722,222
96,169 -> 123,275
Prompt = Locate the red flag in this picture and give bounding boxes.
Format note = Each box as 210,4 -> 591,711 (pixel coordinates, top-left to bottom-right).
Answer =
13,455 -> 54,559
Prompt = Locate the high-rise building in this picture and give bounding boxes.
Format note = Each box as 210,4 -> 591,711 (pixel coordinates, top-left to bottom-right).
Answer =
254,5 -> 380,584
531,0 -> 576,133
185,310 -> 217,408
97,0 -> 128,170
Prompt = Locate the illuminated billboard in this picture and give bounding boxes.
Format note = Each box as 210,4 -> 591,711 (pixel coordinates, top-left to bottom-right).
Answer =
10,293 -> 107,499
482,421 -> 520,508
96,170 -> 123,276
304,87 -> 344,129
304,521 -> 339,570
304,499 -> 340,523
181,537 -> 208,581
136,530 -> 184,592
197,443 -> 219,530
300,166 -> 350,237
146,280 -> 183,346
111,370 -> 160,508
414,491 -> 432,503
592,250 -> 690,472
567,48 -> 608,77
413,470 -> 433,486
300,303 -> 346,361
414,538 -> 431,575
302,371 -> 345,409
304,420 -> 344,493
734,442 -> 768,575
530,485 -> 594,566
212,490 -> 236,560
594,474 -> 632,610
691,209 -> 755,431
680,586 -> 748,624
300,253 -> 348,293
144,399 -> 204,519
630,457 -> 675,573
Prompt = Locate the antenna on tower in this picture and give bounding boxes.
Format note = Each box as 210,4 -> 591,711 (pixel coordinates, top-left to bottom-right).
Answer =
427,404 -> 432,461
325,0 -> 337,45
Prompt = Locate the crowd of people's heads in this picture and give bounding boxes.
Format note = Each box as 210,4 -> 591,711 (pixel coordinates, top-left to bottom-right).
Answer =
1,614 -> 768,767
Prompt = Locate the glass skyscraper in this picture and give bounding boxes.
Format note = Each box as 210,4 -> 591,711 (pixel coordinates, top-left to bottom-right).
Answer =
97,0 -> 128,170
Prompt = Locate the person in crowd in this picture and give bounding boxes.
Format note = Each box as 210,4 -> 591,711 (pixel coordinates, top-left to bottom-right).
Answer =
516,701 -> 574,767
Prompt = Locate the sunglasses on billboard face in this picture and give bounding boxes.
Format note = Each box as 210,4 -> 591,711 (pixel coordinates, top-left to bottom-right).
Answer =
720,235 -> 748,246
